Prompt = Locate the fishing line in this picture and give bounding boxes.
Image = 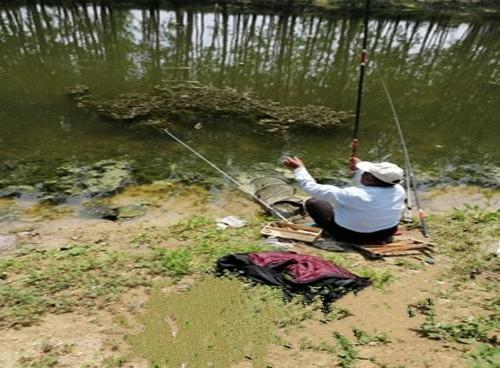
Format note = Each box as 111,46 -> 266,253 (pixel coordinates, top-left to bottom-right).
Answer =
162,128 -> 292,223
379,78 -> 430,237
378,76 -> 413,221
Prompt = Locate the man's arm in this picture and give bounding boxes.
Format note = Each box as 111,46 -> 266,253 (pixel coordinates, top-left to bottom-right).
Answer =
282,156 -> 345,204
350,156 -> 361,171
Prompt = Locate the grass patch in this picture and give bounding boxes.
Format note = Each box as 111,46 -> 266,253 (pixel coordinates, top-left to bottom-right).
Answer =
17,342 -> 74,368
129,232 -> 154,248
299,337 -> 336,354
466,344 -> 500,368
129,277 -> 288,368
356,268 -> 395,289
353,328 -> 391,345
102,355 -> 128,368
0,243 -> 211,328
429,207 -> 499,285
149,248 -> 192,277
320,306 -> 353,322
0,245 -> 154,328
164,215 -> 272,271
420,207 -> 500,358
333,332 -> 358,368
412,298 -> 499,345
0,214 -> 273,328
420,313 -> 499,344
13,208 -> 500,334
18,354 -> 59,368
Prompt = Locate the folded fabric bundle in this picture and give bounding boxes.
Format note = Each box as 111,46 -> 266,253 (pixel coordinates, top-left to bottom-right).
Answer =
216,251 -> 371,311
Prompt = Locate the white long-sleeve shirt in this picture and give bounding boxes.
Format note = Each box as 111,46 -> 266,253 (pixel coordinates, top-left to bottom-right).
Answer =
294,167 -> 405,233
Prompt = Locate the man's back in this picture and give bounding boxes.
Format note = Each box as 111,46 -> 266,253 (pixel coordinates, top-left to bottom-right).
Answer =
294,166 -> 405,233
332,185 -> 405,233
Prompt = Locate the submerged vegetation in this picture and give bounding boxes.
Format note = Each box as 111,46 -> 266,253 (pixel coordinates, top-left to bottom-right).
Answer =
71,81 -> 351,133
0,160 -> 135,205
1,2 -> 499,191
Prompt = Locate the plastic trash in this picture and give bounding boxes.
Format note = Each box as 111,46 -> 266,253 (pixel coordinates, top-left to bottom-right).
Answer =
216,216 -> 247,230
264,236 -> 295,250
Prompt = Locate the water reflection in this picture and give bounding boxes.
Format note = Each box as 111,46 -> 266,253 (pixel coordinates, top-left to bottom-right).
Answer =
0,3 -> 499,185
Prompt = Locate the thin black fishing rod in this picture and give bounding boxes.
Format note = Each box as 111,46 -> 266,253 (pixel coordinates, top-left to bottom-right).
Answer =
351,0 -> 371,157
380,79 -> 429,237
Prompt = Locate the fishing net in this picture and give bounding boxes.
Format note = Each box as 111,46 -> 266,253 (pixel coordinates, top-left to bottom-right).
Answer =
250,175 -> 304,218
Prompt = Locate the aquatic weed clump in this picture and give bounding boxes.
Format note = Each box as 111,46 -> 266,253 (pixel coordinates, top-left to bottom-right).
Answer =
70,81 -> 351,133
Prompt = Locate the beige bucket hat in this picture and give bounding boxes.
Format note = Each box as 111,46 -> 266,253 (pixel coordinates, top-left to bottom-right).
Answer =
356,161 -> 404,184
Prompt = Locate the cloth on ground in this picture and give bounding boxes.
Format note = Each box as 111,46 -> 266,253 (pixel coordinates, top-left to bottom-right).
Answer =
216,251 -> 371,311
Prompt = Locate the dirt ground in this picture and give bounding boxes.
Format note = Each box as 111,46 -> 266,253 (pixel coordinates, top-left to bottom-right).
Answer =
0,184 -> 498,368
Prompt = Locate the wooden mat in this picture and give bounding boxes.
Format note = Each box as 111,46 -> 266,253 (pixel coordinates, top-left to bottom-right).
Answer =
350,238 -> 435,259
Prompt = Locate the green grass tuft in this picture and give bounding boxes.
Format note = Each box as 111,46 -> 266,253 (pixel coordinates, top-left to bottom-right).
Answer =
466,344 -> 500,368
150,248 -> 192,277
356,268 -> 395,289
333,332 -> 358,368
420,314 -> 499,344
429,207 -> 499,285
352,328 -> 391,345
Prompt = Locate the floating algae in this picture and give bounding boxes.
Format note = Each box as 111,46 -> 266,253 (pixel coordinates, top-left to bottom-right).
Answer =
69,81 -> 351,133
128,277 -> 278,368
32,159 -> 135,205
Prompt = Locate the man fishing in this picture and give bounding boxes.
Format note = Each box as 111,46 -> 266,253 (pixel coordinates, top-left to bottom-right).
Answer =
283,156 -> 405,244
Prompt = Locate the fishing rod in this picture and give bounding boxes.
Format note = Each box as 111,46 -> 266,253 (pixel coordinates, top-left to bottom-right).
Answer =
351,0 -> 371,158
380,79 -> 429,238
384,78 -> 413,222
162,129 -> 292,223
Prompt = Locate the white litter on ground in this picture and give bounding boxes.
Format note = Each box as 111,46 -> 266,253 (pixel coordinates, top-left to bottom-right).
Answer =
216,216 -> 247,230
264,236 -> 296,250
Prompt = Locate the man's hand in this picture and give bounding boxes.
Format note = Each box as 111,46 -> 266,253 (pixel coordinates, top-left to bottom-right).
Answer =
282,156 -> 304,170
350,156 -> 361,171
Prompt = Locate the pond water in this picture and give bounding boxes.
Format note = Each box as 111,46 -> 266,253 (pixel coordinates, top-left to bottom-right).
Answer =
1,3 -> 499,191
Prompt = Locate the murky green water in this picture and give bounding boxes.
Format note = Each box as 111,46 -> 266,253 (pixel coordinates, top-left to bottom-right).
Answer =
1,3 -> 499,190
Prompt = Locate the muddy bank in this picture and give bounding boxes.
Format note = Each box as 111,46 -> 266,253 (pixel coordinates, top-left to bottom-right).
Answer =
69,82 -> 351,134
2,157 -> 499,220
0,180 -> 498,368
